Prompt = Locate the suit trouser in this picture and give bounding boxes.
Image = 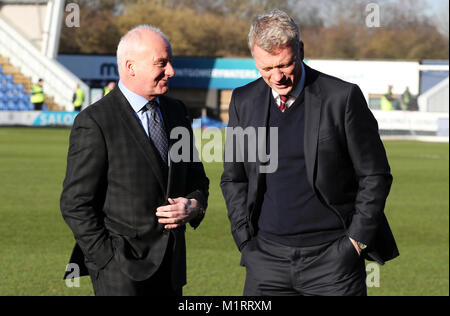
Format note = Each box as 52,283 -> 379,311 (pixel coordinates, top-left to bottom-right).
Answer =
88,233 -> 182,296
242,234 -> 367,296
33,102 -> 43,111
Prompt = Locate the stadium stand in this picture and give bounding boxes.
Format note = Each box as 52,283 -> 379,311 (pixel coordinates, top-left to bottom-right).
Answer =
0,10 -> 88,111
0,55 -> 35,111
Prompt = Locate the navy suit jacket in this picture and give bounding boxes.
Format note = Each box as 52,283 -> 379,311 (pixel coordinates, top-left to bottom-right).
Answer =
61,87 -> 209,286
221,64 -> 399,265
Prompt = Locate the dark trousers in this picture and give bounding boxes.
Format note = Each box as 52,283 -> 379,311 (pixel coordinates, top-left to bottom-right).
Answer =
33,102 -> 43,111
88,235 -> 182,296
242,235 -> 367,296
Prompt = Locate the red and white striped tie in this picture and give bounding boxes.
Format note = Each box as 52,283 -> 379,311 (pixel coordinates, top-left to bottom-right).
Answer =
279,95 -> 288,112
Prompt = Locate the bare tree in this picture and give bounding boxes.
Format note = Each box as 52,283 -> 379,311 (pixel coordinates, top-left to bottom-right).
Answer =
435,0 -> 449,38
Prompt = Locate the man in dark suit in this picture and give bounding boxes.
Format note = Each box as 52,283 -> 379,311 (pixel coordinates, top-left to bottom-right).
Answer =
61,25 -> 209,296
221,9 -> 399,296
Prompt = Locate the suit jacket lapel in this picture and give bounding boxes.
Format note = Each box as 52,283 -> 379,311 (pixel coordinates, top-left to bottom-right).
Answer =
303,65 -> 322,188
254,80 -> 271,175
158,96 -> 177,199
113,88 -> 167,194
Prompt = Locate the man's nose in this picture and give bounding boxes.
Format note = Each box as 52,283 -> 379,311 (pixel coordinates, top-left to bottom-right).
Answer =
272,68 -> 284,82
166,61 -> 175,77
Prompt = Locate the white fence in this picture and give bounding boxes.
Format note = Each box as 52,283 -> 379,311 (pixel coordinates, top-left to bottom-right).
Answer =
418,77 -> 449,113
373,110 -> 449,142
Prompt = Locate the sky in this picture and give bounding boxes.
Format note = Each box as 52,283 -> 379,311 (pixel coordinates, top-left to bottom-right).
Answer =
425,0 -> 448,15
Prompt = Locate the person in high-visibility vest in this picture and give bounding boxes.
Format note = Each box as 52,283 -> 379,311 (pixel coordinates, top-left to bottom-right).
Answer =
30,79 -> 45,111
103,81 -> 116,96
72,84 -> 85,112
401,87 -> 411,111
381,85 -> 394,111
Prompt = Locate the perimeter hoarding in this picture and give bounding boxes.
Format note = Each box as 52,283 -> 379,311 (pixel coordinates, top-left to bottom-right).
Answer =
57,54 -> 261,90
0,111 -> 78,127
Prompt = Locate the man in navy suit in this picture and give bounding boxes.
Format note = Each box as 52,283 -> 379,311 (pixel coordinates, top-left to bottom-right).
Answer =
221,9 -> 398,296
61,25 -> 209,296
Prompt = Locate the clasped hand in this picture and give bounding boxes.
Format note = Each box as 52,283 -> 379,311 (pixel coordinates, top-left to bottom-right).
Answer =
156,198 -> 201,230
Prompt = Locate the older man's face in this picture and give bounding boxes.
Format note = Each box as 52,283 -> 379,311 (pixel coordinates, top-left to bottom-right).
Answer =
253,43 -> 302,96
131,31 -> 175,100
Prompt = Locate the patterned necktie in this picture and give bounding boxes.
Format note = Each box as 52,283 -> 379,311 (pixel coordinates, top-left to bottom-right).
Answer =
279,95 -> 289,112
145,100 -> 168,165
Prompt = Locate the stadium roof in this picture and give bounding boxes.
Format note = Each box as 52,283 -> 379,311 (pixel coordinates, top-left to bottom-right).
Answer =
0,0 -> 48,4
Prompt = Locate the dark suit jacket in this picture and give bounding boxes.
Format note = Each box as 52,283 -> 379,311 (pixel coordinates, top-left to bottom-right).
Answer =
221,64 -> 399,265
61,87 -> 209,287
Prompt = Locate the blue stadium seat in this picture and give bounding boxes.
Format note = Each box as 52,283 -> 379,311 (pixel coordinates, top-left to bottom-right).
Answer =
0,82 -> 7,93
5,91 -> 13,101
5,82 -> 14,91
15,84 -> 25,93
0,74 -> 29,111
21,93 -> 30,102
4,74 -> 13,83
6,100 -> 18,111
0,91 -> 8,103
17,100 -> 29,111
11,91 -> 20,103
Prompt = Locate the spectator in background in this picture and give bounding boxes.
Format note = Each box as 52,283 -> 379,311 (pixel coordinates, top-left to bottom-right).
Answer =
401,87 -> 411,111
30,78 -> 45,111
381,85 -> 394,111
103,81 -> 116,96
72,83 -> 85,112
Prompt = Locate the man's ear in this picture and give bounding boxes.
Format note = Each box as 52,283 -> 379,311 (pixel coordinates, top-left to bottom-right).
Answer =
125,60 -> 135,76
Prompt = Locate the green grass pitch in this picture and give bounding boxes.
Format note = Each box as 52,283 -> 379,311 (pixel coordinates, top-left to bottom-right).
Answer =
0,127 -> 448,296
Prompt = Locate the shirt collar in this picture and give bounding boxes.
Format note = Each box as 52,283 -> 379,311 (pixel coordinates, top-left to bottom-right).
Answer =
271,62 -> 306,102
118,81 -> 159,113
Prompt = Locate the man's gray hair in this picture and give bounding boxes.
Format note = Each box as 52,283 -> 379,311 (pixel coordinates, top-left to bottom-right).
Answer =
248,9 -> 300,55
116,25 -> 170,70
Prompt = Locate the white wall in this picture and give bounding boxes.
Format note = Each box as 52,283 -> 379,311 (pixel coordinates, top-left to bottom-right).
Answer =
306,60 -> 420,99
0,3 -> 47,50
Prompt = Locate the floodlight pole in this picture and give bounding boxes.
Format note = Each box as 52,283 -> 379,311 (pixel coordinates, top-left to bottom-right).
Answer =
41,0 -> 65,60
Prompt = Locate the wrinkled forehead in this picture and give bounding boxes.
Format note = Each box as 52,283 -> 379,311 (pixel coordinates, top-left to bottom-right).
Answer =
253,44 -> 296,67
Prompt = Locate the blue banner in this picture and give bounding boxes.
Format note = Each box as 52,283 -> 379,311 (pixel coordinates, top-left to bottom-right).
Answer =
170,58 -> 261,89
33,111 -> 78,126
58,55 -> 262,90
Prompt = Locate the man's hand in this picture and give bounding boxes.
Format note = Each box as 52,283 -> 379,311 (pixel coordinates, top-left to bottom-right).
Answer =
156,198 -> 203,230
349,237 -> 361,256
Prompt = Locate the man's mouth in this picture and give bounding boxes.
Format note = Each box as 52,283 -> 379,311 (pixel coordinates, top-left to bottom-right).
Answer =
273,82 -> 291,89
273,78 -> 292,88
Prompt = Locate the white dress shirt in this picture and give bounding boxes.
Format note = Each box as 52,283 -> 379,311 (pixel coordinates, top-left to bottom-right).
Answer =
271,62 -> 306,112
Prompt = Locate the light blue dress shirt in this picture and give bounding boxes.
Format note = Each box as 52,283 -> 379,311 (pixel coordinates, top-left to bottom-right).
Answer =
118,81 -> 164,138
